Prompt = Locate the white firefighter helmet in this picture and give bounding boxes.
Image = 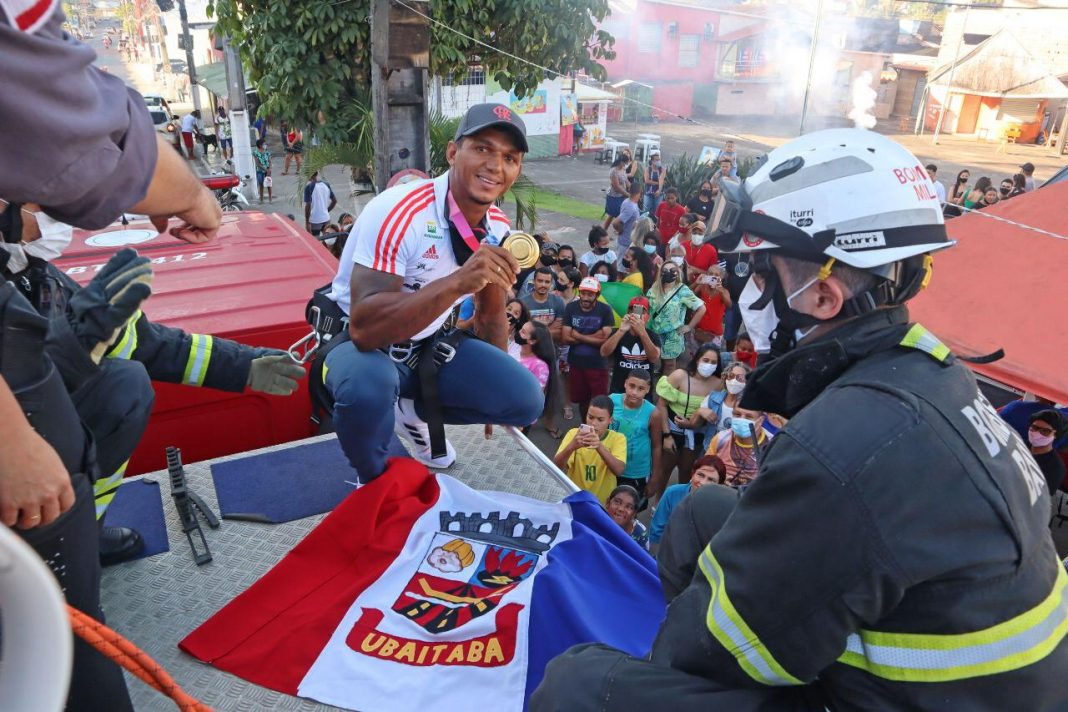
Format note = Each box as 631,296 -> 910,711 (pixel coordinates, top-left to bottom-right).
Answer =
709,128 -> 954,271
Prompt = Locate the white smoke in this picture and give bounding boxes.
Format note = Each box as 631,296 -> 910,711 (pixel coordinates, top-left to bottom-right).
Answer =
848,71 -> 878,129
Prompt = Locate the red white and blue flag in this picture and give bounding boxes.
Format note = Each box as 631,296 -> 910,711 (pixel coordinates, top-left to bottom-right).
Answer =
180,459 -> 666,711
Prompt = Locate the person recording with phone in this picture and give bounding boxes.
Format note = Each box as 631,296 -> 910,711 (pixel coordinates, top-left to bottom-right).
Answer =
693,265 -> 732,348
553,395 -> 628,504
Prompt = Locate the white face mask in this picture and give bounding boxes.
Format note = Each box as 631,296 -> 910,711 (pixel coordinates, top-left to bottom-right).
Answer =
738,277 -> 778,353
725,378 -> 746,395
26,211 -> 73,261
670,255 -> 685,266
594,273 -> 609,283
697,362 -> 717,378
785,275 -> 820,343
691,232 -> 705,245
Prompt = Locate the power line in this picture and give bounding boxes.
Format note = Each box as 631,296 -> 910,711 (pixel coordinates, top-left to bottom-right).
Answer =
952,201 -> 1068,241
892,0 -> 1068,9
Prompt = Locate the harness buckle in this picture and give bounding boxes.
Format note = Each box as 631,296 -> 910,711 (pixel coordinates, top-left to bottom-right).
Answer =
387,341 -> 417,364
432,340 -> 457,367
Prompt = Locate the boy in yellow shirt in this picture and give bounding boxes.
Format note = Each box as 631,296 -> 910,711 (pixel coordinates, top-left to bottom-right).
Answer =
554,395 -> 628,503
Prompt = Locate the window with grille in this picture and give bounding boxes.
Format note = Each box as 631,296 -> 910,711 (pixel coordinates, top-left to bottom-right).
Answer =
638,24 -> 661,54
678,34 -> 699,67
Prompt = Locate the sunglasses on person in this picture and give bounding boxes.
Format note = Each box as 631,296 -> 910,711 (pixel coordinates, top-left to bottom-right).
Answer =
1030,424 -> 1056,437
725,372 -> 747,382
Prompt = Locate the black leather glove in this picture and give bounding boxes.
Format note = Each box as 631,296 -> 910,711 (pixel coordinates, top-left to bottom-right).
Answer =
67,248 -> 152,363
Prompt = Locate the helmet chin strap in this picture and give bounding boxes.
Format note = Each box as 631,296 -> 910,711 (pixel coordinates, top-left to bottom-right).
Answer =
751,256 -> 905,358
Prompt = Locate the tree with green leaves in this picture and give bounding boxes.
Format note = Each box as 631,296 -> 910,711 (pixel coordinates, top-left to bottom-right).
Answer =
209,0 -> 615,144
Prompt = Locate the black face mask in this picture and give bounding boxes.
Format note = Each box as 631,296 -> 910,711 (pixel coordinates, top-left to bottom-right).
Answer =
554,279 -> 568,292
1000,188 -> 1011,196
593,247 -> 609,255
621,258 -> 632,269
559,258 -> 574,267
507,314 -> 518,326
661,272 -> 677,285
700,190 -> 712,198
542,254 -> 557,266
514,333 -> 529,346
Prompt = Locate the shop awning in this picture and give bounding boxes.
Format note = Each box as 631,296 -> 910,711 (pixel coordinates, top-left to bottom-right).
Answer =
576,83 -> 618,103
908,182 -> 1068,403
193,62 -> 251,99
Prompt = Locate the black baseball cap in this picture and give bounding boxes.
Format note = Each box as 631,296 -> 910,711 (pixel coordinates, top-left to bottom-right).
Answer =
454,103 -> 529,153
1020,162 -> 1035,173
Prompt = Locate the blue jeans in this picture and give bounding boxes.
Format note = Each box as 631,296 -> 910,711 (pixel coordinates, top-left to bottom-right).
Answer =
324,336 -> 544,481
643,192 -> 661,215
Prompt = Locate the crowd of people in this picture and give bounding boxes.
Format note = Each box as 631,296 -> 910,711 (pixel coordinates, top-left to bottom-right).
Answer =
931,160 -> 1039,217
441,139 -> 781,549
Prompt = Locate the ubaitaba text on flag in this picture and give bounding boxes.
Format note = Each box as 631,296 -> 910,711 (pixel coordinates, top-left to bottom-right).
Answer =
179,458 -> 666,711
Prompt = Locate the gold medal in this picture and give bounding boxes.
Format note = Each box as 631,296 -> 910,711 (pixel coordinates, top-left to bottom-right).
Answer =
502,232 -> 540,269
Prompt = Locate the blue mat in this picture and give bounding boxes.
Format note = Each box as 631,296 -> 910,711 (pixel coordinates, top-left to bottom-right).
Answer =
101,479 -> 170,564
209,437 -> 408,523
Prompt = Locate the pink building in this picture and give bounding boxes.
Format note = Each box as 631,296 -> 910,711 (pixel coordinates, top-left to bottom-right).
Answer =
599,0 -> 734,119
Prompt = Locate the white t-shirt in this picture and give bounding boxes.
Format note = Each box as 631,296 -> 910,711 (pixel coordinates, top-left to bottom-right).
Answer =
329,172 -> 511,341
932,180 -> 946,204
306,181 -> 334,224
580,249 -> 617,272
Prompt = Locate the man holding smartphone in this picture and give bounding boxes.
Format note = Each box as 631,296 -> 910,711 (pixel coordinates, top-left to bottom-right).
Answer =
600,296 -> 662,399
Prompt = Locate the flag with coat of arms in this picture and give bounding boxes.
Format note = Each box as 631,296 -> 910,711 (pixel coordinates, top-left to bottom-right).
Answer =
180,458 -> 666,711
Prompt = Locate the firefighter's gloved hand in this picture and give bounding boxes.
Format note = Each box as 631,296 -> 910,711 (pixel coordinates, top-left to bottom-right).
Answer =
68,248 -> 153,363
247,354 -> 306,395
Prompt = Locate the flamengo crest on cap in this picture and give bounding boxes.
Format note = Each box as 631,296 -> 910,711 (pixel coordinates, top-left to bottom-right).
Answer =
493,106 -> 513,121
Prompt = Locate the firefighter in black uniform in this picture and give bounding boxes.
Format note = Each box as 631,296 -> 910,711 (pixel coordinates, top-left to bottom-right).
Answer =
532,130 -> 1068,710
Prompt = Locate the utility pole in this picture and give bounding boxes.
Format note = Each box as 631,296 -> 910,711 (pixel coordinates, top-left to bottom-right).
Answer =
370,0 -> 431,191
222,36 -> 257,201
177,0 -> 201,114
932,7 -> 967,145
798,0 -> 826,136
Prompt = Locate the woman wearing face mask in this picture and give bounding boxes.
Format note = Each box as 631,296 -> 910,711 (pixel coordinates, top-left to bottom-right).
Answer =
646,261 -> 705,375
703,361 -> 750,431
620,245 -> 656,291
1026,410 -> 1066,496
589,260 -> 617,284
514,320 -> 563,436
704,404 -> 771,487
580,225 -> 617,277
505,298 -> 531,360
686,180 -> 716,223
944,169 -> 969,218
641,231 -> 664,270
653,344 -> 723,497
962,176 -> 991,210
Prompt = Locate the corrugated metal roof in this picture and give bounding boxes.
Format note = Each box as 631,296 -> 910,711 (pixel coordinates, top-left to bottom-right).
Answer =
927,29 -> 1068,99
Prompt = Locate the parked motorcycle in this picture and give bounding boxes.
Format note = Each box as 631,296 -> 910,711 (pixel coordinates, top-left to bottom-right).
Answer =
200,174 -> 249,212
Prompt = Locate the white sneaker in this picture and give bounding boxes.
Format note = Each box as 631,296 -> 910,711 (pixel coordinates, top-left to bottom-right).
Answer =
394,398 -> 457,468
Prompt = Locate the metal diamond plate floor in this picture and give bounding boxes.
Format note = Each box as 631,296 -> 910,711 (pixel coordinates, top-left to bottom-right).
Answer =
100,426 -> 570,711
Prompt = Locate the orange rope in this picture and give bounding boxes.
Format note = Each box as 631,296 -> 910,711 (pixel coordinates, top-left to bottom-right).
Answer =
66,604 -> 212,712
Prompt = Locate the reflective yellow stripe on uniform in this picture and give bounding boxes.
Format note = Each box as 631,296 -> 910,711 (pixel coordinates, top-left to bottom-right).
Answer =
900,324 -> 950,362
697,547 -> 804,686
183,334 -> 214,386
105,310 -> 141,360
839,563 -> 1068,682
93,460 -> 129,520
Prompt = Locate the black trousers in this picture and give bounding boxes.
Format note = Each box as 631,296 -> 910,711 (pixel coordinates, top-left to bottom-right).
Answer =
1,283 -> 132,711
71,358 -> 154,480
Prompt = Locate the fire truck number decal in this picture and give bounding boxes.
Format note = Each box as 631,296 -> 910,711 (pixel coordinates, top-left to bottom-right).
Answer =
65,252 -> 207,275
